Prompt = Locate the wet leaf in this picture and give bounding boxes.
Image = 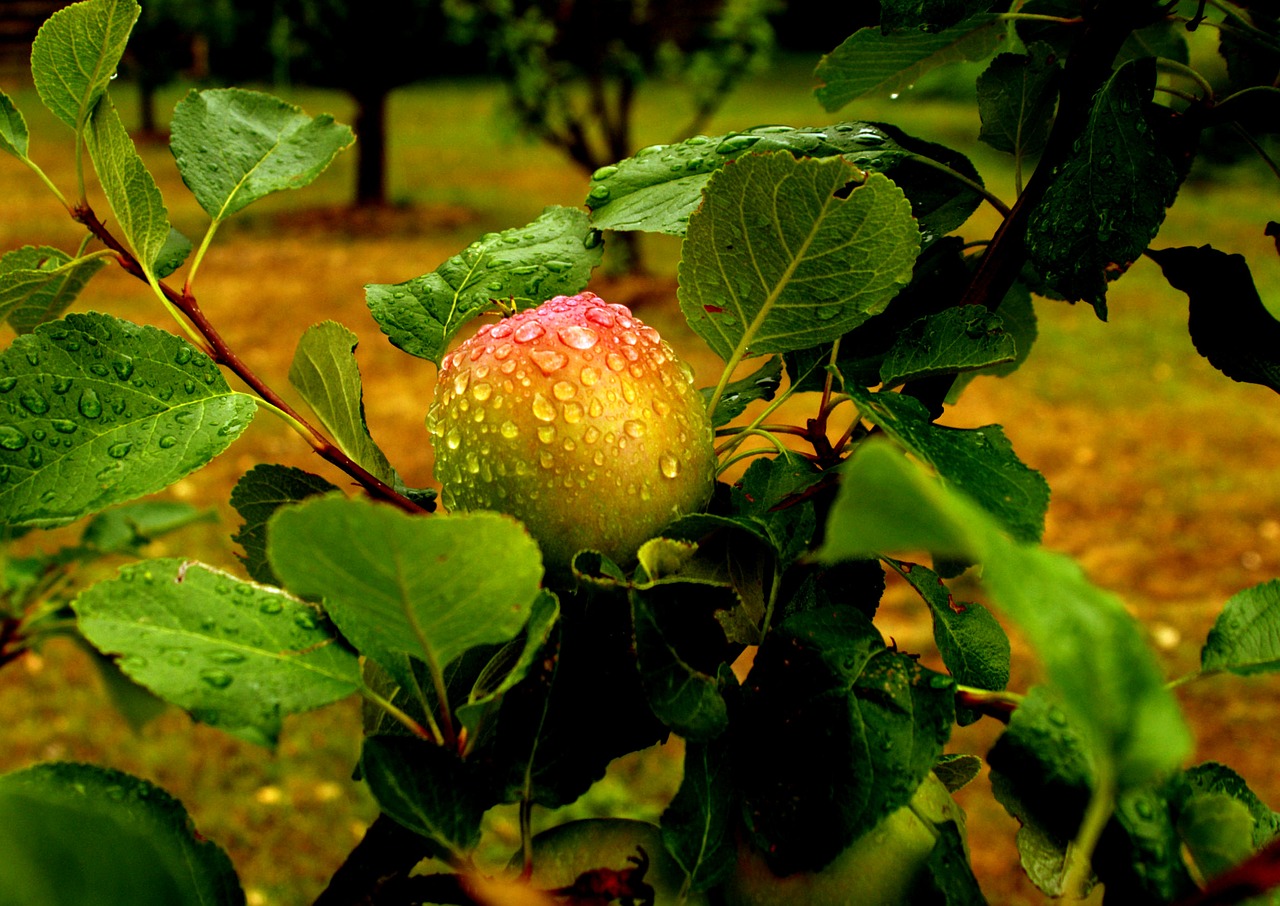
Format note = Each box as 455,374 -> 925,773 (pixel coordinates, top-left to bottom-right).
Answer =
30,0 -> 139,133
0,91 -> 30,158
0,245 -> 106,334
230,464 -> 338,586
879,305 -> 1017,387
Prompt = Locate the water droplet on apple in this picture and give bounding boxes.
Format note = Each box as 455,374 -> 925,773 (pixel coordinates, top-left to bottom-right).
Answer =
559,325 -> 599,349
531,349 -> 568,374
501,421 -> 519,439
532,393 -> 556,422
514,321 -> 546,343
660,452 -> 680,479
552,381 -> 576,401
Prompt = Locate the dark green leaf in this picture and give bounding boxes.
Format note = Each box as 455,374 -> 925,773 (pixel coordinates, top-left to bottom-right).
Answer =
947,279 -> 1037,401
847,386 -> 1049,543
934,753 -> 983,792
1219,9 -> 1280,91
79,638 -> 168,731
1172,762 -> 1280,851
30,0 -> 139,133
729,451 -> 821,566
894,560 -> 1011,693
1025,58 -> 1184,316
1150,245 -> 1280,395
230,464 -> 338,586
85,97 -> 173,275
920,815 -> 988,905
360,736 -> 489,859
734,605 -> 955,874
1119,18 -> 1190,66
74,559 -> 360,746
632,590 -> 733,741
976,44 -> 1061,157
823,442 -> 1192,787
289,321 -> 400,489
702,356 -> 781,428
268,496 -> 543,690
661,734 -> 737,892
815,14 -> 1006,110
881,0 -> 996,33
152,228 -> 192,280
0,91 -> 30,158
680,154 -> 920,364
589,123 -> 985,242
170,88 -> 354,221
0,313 -> 256,528
0,762 -> 242,906
365,206 -> 602,365
1201,579 -> 1280,675
879,305 -> 1017,387
1012,0 -> 1079,57
0,245 -> 107,334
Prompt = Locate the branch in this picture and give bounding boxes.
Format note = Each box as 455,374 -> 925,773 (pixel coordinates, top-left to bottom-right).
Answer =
1174,837 -> 1280,906
69,204 -> 430,516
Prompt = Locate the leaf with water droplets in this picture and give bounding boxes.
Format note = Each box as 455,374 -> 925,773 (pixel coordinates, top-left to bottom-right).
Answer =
289,321 -> 401,491
230,464 -> 338,586
366,206 -> 603,366
30,0 -> 139,134
0,90 -> 30,158
848,385 -> 1048,543
1201,579 -> 1280,676
267,496 -> 543,694
815,13 -> 1005,110
680,153 -> 920,364
821,441 -> 1192,788
976,44 -> 1062,159
73,558 -> 360,747
878,304 -> 1018,388
170,88 -> 354,221
0,312 -> 257,528
0,761 -> 242,906
589,123 -> 984,242
734,604 -> 955,874
1025,58 -> 1190,316
0,246 -> 107,334
85,97 -> 173,276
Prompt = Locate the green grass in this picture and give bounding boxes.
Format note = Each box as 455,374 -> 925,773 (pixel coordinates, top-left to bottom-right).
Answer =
2,51 -> 1280,906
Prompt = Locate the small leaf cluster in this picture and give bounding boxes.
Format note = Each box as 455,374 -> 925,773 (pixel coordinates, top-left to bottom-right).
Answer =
1,0 -> 1280,904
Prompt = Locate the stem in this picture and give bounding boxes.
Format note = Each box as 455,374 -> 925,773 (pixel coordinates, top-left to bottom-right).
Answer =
1230,125 -> 1280,181
184,217 -> 223,293
1156,58 -> 1215,101
21,156 -> 71,211
358,686 -> 434,741
902,152 -> 1013,217
1064,770 -> 1116,900
955,685 -> 1024,722
68,202 -> 429,516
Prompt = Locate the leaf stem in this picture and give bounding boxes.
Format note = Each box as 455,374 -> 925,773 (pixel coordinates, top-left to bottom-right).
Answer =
67,202 -> 429,515
19,155 -> 71,211
901,151 -> 1012,218
1156,58 -> 1215,102
184,216 -> 223,294
1063,769 -> 1116,900
358,686 -> 435,741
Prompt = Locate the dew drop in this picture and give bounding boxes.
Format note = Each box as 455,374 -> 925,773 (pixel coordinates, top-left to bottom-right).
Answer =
210,650 -> 247,665
494,343 -> 513,360
606,353 -> 626,372
453,370 -> 471,395
51,419 -> 77,434
580,366 -> 599,386
558,325 -> 599,349
537,425 -> 556,444
0,378 -> 15,393
539,450 -> 555,469
113,358 -> 134,380
183,379 -> 197,394
472,382 -> 492,402
259,598 -> 283,615
500,420 -> 520,440
294,610 -> 319,630
587,184 -> 611,202
531,349 -> 568,374
0,425 -> 28,451
584,426 -> 600,444
174,346 -> 193,365
514,321 -> 546,343
592,164 -> 619,180
588,399 -> 604,418
446,427 -> 462,450
199,669 -> 234,689
532,393 -> 557,422
552,380 -> 576,401
653,399 -> 671,417
107,441 -> 132,459
158,435 -> 177,449
52,377 -> 73,394
624,420 -> 645,439
660,452 -> 680,479
26,446 -> 42,468
19,390 -> 48,415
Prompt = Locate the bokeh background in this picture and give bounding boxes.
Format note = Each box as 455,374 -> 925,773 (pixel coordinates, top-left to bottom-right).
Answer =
2,2 -> 1279,903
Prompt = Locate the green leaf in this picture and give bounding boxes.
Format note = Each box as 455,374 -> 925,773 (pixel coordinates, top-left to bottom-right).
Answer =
0,762 -> 242,906
74,559 -> 360,746
847,386 -> 1049,543
0,91 -> 30,158
366,206 -> 603,365
30,0 -> 140,134
815,14 -> 1006,110
0,313 -> 257,528
632,591 -> 733,741
1201,579 -> 1280,676
267,496 -> 543,690
701,356 -> 781,428
360,736 -> 489,859
230,464 -> 338,586
589,123 -> 985,242
729,451 -> 821,566
153,227 -> 192,280
1025,58 -> 1184,315
976,44 -> 1061,157
881,0 -> 996,33
734,604 -> 955,874
0,245 -> 107,334
661,735 -> 737,892
1176,794 -> 1257,880
894,560 -> 1010,693
679,154 -> 920,363
947,279 -> 1037,401
170,88 -> 354,222
823,442 -> 1192,787
288,321 -> 400,489
934,753 -> 983,792
1151,245 -> 1280,395
1172,762 -> 1280,851
80,500 -> 211,554
85,97 -> 172,275
878,305 -> 1018,387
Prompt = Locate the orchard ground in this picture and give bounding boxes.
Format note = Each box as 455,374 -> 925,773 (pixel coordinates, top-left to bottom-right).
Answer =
1,56 -> 1279,905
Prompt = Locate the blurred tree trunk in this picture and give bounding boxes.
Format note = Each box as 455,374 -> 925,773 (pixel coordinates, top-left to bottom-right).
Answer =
353,86 -> 389,207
